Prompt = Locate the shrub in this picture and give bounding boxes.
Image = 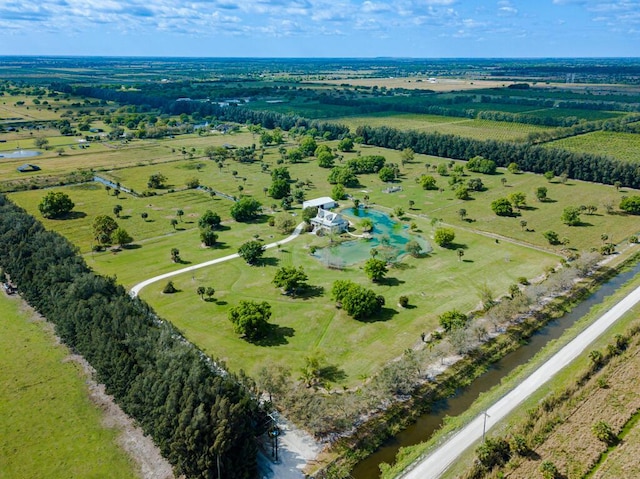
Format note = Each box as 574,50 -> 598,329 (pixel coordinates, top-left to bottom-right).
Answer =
434,227 -> 455,247
162,281 -> 177,294
398,295 -> 409,308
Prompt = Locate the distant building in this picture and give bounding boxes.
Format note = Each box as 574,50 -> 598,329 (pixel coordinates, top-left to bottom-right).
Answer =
17,164 -> 40,172
303,197 -> 337,211
311,207 -> 349,235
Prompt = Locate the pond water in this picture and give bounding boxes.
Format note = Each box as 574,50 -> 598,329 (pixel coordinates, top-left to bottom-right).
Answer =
0,149 -> 41,159
313,208 -> 431,267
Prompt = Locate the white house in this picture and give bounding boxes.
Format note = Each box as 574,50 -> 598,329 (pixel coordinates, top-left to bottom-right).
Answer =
311,207 -> 349,235
303,196 -> 337,211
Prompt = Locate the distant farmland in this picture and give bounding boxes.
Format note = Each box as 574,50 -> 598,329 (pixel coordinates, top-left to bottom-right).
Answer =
547,130 -> 640,163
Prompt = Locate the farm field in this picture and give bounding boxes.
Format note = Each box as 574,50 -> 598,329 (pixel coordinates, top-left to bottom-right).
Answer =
334,113 -> 551,141
547,130 -> 640,163
0,293 -> 137,479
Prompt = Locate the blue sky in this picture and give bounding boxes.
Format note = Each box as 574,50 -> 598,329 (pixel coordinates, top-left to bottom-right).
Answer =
1,0 -> 638,57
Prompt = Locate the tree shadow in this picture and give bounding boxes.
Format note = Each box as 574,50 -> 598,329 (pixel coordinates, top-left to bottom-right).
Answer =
252,324 -> 295,347
319,364 -> 347,383
382,277 -> 405,287
260,256 -> 280,267
60,211 -> 87,220
445,242 -> 468,250
574,221 -> 594,227
462,259 -> 474,263
122,243 -> 142,250
215,300 -> 228,306
519,205 -> 538,211
297,285 -> 325,300
248,214 -> 271,225
119,214 -> 131,220
360,307 -> 398,323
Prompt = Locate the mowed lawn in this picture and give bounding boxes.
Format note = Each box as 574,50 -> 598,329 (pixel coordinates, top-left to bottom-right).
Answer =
0,294 -> 137,479
546,130 -> 640,163
140,218 -> 556,385
9,138 -> 640,387
334,113 -> 551,141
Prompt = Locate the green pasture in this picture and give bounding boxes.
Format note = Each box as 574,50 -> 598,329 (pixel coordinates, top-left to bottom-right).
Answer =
0,294 -> 137,479
546,130 -> 640,163
9,137 -> 640,386
334,114 -> 551,141
0,130 -> 259,186
140,220 -> 555,384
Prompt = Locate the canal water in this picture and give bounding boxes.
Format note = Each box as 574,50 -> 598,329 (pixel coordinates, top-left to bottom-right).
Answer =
352,260 -> 640,478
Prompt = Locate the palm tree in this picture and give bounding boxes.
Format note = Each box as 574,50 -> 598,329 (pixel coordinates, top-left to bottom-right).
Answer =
196,286 -> 206,300
457,249 -> 464,261
176,209 -> 184,222
170,219 -> 178,230
458,208 -> 467,221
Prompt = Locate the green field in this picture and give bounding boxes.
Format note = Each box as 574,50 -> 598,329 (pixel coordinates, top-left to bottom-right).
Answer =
547,130 -> 640,163
139,221 -> 555,383
0,294 -> 137,479
334,113 -> 551,141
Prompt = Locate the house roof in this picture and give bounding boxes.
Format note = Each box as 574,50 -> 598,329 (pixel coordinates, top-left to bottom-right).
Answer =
312,208 -> 348,228
303,197 -> 336,210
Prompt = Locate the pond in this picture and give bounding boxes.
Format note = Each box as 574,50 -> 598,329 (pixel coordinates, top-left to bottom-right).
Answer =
312,208 -> 431,267
0,149 -> 41,159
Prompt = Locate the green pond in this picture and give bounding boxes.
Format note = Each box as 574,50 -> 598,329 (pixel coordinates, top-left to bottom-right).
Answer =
313,208 -> 431,267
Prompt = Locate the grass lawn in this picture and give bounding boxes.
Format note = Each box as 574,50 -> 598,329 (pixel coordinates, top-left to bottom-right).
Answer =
547,130 -> 640,163
0,294 -> 137,479
9,137 -> 640,387
333,113 -> 550,141
140,219 -> 556,385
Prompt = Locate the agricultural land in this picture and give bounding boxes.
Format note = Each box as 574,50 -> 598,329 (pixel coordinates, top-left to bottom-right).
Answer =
2,57 -> 640,478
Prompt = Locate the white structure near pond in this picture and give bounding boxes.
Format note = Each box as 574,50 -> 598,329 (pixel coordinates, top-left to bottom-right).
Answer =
302,196 -> 337,210
311,208 -> 349,235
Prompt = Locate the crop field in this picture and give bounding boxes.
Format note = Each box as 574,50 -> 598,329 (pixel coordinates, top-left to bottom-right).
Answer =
517,107 -> 623,121
316,78 -> 516,92
547,130 -> 640,163
334,114 -> 550,141
0,294 -> 137,479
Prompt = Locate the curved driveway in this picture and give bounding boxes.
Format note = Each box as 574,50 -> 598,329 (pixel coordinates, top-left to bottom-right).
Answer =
130,223 -> 305,297
399,282 -> 640,479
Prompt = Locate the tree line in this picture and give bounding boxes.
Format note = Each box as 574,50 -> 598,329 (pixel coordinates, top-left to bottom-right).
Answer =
0,195 -> 261,479
355,124 -> 640,188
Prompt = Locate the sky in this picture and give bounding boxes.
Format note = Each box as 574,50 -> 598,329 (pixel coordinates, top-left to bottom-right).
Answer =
0,0 -> 638,57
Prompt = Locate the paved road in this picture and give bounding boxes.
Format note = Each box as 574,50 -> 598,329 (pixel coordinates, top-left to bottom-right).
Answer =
130,223 -> 305,297
399,282 -> 640,479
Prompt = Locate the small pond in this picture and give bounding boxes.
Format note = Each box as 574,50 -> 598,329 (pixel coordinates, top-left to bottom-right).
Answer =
0,149 -> 41,159
313,208 -> 431,267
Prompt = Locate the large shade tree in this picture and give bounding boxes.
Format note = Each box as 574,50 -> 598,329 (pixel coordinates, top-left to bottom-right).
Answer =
38,191 -> 75,219
228,300 -> 272,341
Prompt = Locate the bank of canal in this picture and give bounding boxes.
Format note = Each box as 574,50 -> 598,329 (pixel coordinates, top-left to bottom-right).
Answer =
352,258 -> 640,478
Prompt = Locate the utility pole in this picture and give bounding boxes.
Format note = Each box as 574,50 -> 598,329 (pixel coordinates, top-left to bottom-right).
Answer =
482,410 -> 491,442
